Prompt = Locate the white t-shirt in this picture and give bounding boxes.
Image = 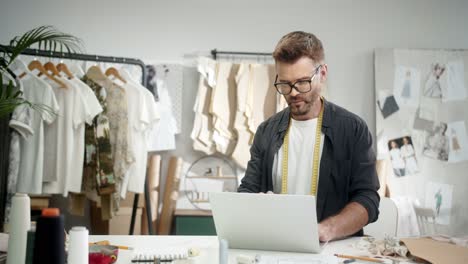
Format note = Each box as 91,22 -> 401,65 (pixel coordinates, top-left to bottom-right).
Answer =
273,118 -> 325,195
120,78 -> 160,196
147,79 -> 177,152
16,75 -> 59,194
42,78 -> 88,196
66,77 -> 103,194
119,80 -> 150,197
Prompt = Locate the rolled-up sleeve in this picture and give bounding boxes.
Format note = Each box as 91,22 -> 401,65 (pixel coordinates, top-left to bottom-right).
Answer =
349,120 -> 380,224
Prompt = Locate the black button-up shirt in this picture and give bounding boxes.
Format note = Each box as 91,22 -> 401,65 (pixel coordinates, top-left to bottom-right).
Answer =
238,99 -> 380,235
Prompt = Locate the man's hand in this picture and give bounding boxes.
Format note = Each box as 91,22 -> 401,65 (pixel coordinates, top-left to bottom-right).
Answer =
318,221 -> 335,242
318,202 -> 369,242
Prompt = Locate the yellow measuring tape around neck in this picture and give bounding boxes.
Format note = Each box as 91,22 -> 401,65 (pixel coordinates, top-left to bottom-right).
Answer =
281,99 -> 324,195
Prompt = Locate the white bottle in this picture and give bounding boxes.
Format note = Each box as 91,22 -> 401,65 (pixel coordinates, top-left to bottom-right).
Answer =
68,226 -> 89,264
6,193 -> 31,264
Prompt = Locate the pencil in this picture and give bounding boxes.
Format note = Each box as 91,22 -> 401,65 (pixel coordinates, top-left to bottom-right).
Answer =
88,241 -> 133,250
334,254 -> 383,263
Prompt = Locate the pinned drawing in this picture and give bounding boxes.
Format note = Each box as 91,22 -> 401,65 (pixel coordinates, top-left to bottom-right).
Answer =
388,139 -> 406,177
377,90 -> 399,119
394,66 -> 420,107
388,136 -> 419,177
425,182 -> 453,225
423,63 -> 447,99
400,136 -> 419,175
413,107 -> 435,131
444,60 -> 467,102
423,122 -> 449,161
447,121 -> 468,163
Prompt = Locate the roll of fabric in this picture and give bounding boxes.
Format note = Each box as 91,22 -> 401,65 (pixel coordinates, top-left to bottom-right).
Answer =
32,208 -> 65,264
68,226 -> 89,264
6,193 -> 31,264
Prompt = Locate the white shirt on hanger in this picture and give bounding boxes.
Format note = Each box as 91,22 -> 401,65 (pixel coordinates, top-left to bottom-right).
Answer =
66,77 -> 103,194
42,77 -> 89,196
16,74 -> 59,194
119,69 -> 160,196
147,79 -> 177,152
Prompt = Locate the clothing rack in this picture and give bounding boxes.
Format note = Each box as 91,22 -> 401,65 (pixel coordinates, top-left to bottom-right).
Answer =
0,45 -> 147,86
1,45 -> 153,235
211,49 -> 272,60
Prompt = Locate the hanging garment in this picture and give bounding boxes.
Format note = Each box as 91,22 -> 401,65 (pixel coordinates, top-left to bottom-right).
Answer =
80,75 -> 116,195
209,62 -> 239,155
119,72 -> 159,197
246,64 -> 277,141
42,77 -> 89,196
231,63 -> 254,169
15,75 -> 59,194
66,78 -> 103,194
191,58 -> 217,154
153,64 -> 183,134
4,77 -> 34,225
147,79 -> 177,152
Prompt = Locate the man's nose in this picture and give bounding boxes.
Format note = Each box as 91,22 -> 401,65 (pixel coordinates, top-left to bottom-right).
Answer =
290,86 -> 299,97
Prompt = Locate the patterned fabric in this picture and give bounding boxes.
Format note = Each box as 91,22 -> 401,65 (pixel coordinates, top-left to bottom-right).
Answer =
4,80 -> 33,225
81,76 -> 115,194
81,75 -> 134,216
105,80 -> 134,213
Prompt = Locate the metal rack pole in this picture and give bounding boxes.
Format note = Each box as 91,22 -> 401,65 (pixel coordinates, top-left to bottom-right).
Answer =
211,49 -> 272,60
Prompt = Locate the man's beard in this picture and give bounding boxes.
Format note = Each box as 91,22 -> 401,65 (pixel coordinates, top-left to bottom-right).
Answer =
288,93 -> 319,116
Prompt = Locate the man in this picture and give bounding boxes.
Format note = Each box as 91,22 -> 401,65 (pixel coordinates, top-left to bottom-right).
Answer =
238,31 -> 380,242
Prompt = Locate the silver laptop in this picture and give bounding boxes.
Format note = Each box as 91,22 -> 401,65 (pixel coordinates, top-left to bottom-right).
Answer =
209,192 -> 321,253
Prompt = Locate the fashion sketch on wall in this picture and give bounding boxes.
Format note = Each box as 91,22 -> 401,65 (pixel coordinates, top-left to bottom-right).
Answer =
388,136 -> 419,177
424,63 -> 447,99
394,66 -> 420,107
423,122 -> 449,161
444,60 -> 467,102
447,121 -> 468,163
425,182 -> 453,225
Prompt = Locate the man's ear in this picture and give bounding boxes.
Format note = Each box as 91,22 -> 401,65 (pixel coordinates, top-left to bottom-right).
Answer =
320,64 -> 328,82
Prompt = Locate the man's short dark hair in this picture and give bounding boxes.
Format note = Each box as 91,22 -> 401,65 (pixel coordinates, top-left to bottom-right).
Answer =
273,31 -> 324,63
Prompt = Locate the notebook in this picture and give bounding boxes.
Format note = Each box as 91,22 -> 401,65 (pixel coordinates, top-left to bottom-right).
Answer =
209,192 -> 322,253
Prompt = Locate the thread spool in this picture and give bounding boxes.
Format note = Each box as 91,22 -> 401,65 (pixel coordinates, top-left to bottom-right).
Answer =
25,222 -> 36,264
32,208 -> 65,264
68,226 -> 89,264
6,193 -> 31,264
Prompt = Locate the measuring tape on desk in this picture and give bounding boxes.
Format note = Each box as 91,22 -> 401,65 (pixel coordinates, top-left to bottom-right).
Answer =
281,98 -> 324,196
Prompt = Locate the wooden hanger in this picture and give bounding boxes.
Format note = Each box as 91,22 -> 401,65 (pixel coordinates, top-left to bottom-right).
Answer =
28,60 -> 67,88
44,62 -> 61,77
105,67 -> 126,84
86,65 -> 109,83
56,62 -> 74,79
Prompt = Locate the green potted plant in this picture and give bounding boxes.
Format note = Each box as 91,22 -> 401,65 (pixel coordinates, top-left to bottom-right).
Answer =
0,25 -> 83,118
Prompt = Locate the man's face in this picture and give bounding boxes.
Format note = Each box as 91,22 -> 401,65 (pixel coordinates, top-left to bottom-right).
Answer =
275,57 -> 327,120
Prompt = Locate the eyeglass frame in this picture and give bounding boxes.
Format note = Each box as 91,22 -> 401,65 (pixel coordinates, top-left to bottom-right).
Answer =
274,64 -> 323,95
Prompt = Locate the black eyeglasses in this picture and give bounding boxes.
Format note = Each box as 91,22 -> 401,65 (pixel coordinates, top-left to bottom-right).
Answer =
274,65 -> 322,95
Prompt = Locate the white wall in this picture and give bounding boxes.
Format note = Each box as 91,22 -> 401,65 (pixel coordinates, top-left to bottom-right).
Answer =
2,0 -> 468,135
2,0 -> 468,234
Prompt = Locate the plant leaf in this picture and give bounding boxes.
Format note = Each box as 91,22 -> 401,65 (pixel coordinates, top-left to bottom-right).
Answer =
5,25 -> 83,67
